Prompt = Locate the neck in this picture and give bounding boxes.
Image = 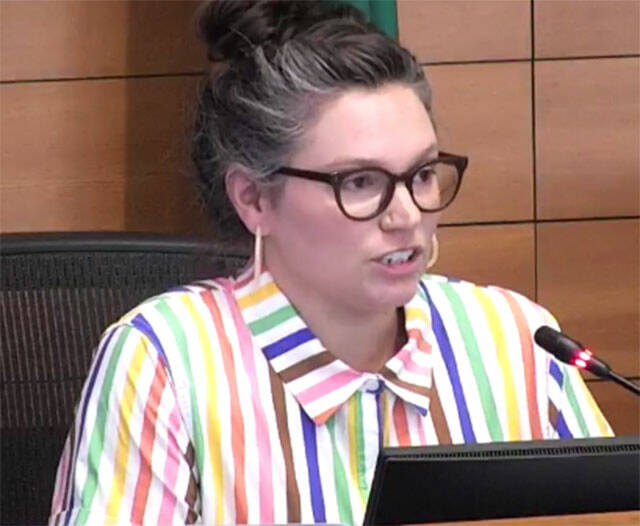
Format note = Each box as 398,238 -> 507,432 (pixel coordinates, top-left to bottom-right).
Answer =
303,300 -> 402,372
297,295 -> 402,372
264,261 -> 405,373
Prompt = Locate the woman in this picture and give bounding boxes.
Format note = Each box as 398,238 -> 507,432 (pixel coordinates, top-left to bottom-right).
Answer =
49,1 -> 611,525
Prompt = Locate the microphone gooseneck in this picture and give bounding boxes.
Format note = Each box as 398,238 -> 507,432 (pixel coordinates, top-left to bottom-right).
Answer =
534,326 -> 640,397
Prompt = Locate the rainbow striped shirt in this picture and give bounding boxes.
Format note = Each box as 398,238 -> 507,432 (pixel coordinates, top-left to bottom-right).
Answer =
49,269 -> 611,525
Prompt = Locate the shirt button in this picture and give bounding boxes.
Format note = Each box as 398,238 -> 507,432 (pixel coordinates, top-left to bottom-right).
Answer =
363,377 -> 381,393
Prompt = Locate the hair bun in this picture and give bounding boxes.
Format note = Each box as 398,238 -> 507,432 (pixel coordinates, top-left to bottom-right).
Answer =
198,0 -> 365,62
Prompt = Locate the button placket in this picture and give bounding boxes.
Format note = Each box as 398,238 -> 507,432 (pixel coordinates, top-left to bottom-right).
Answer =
361,374 -> 385,485
363,377 -> 380,393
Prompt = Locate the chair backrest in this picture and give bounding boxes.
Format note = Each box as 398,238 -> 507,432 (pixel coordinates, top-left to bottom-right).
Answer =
0,232 -> 248,526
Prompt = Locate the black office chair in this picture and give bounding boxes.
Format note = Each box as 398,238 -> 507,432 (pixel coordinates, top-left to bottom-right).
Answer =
0,232 -> 248,526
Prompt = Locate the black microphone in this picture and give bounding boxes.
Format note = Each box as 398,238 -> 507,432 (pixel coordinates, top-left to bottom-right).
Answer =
534,326 -> 640,397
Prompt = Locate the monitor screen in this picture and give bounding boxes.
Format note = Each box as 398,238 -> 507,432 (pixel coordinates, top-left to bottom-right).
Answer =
364,436 -> 640,525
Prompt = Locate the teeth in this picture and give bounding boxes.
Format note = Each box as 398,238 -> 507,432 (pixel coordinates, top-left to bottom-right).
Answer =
381,249 -> 414,265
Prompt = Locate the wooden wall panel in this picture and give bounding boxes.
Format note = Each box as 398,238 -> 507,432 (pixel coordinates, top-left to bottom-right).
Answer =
427,63 -> 533,224
398,0 -> 530,63
125,173 -> 210,235
0,169 -> 206,235
0,0 -> 204,81
1,76 -> 202,232
587,379 -> 640,436
1,181 -> 127,232
535,0 -> 640,58
537,220 -> 640,377
433,224 -> 535,300
535,58 -> 640,219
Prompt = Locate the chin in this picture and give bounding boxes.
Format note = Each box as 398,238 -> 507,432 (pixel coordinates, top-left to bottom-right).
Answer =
369,277 -> 420,309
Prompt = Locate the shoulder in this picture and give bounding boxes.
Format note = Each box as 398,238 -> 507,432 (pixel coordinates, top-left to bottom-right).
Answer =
417,273 -> 557,331
99,278 -> 240,365
118,278 -> 232,323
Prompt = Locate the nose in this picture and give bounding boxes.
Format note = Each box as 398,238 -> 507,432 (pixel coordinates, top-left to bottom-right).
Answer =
380,182 -> 422,229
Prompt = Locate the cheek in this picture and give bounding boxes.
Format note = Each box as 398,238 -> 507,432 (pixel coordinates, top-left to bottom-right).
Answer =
424,210 -> 441,229
288,205 -> 359,246
273,186 -> 364,250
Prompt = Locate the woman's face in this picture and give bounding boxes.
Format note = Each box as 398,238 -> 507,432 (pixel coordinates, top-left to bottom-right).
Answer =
262,83 -> 439,315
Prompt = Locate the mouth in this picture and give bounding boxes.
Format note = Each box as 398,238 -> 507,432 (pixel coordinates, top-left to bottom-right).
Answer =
376,247 -> 422,266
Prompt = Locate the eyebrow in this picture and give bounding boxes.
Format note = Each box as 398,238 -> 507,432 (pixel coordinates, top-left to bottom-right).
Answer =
318,143 -> 439,173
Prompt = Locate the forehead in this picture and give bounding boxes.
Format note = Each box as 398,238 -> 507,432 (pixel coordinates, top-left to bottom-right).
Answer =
289,84 -> 436,172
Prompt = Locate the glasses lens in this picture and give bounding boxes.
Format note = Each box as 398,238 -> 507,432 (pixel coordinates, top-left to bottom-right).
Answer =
411,161 -> 459,211
338,170 -> 389,218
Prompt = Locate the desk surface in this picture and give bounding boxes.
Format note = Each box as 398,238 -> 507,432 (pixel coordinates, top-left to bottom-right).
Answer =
436,510 -> 640,525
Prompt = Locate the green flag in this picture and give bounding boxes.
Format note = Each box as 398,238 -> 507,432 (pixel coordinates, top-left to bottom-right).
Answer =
340,0 -> 398,40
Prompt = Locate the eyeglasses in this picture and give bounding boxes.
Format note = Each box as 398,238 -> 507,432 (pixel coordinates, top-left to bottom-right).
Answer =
272,151 -> 468,221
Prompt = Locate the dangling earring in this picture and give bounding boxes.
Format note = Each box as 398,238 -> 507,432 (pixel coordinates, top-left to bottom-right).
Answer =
426,234 -> 439,270
253,225 -> 263,283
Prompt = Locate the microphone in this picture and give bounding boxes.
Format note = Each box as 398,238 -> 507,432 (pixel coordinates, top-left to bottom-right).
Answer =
534,326 -> 640,397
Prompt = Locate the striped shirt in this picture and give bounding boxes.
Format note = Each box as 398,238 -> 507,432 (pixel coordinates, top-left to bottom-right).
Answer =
49,268 -> 612,526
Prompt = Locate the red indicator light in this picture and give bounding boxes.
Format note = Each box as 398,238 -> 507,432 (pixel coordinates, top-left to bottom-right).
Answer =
575,358 -> 587,369
583,349 -> 593,357
579,351 -> 591,361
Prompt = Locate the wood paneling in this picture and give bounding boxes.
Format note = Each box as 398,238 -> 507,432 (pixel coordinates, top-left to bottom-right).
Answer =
1,76 -> 201,232
0,174 -> 206,234
537,220 -> 640,377
1,181 -> 127,232
0,76 -> 199,185
427,63 -> 533,224
433,224 -> 535,300
398,0 -> 530,63
535,0 -> 640,58
587,379 -> 640,436
0,1 -> 205,81
125,174 -> 210,235
535,58 -> 640,219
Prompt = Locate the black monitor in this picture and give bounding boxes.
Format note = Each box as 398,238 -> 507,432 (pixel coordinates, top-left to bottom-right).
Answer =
364,436 -> 640,525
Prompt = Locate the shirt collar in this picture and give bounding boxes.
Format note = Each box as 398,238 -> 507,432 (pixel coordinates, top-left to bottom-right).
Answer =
232,267 -> 434,425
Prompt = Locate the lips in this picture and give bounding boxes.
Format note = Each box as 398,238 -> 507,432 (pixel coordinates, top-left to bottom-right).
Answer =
375,246 -> 422,266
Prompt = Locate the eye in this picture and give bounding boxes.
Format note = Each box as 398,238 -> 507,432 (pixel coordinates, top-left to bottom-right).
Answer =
413,165 -> 436,185
342,171 -> 385,192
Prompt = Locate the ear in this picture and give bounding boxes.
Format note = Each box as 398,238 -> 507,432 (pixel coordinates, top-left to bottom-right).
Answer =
225,166 -> 273,235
